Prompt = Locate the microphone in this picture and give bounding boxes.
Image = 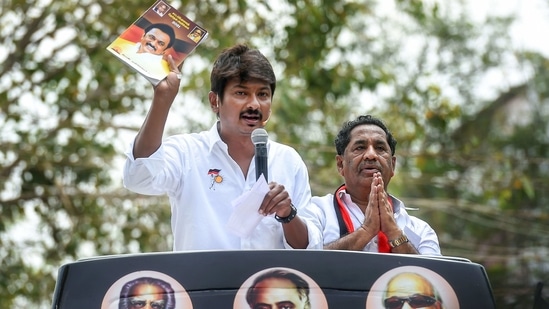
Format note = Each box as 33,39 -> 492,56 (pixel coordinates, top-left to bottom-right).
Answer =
251,128 -> 269,181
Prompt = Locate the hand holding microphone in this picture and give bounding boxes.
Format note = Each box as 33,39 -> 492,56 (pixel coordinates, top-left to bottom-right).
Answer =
251,128 -> 297,224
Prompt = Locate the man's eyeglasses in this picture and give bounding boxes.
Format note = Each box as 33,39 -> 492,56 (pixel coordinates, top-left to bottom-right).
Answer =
383,294 -> 438,309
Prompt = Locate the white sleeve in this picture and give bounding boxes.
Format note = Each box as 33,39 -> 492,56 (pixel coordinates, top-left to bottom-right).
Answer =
122,141 -> 168,196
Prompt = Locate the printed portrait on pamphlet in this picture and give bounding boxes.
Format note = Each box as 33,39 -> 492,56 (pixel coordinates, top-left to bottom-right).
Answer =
365,266 -> 459,309
106,0 -> 208,85
153,1 -> 169,17
101,270 -> 193,309
233,267 -> 328,309
107,20 -> 176,81
187,27 -> 205,43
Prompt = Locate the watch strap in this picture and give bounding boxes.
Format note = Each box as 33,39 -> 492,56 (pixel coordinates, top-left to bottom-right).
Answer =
275,204 -> 297,223
389,233 -> 409,248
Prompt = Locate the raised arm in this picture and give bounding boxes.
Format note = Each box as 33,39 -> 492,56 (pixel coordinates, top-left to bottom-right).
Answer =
133,55 -> 182,158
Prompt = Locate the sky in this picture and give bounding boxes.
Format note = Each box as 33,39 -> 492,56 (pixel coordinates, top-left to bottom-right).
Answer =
375,0 -> 549,57
462,0 -> 549,103
361,0 -> 549,111
471,0 -> 549,57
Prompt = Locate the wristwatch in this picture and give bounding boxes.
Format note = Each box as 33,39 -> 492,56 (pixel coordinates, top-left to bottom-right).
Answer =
389,234 -> 409,248
275,204 -> 297,223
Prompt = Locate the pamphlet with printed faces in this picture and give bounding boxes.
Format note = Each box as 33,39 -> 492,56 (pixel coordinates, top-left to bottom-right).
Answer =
106,0 -> 208,85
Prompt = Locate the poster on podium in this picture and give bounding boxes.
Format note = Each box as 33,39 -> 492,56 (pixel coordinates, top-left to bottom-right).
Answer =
51,250 -> 496,309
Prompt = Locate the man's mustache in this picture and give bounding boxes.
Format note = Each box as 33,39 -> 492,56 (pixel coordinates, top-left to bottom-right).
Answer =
145,42 -> 157,52
241,109 -> 262,120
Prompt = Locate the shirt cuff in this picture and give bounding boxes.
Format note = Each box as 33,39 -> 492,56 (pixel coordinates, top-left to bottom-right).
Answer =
124,142 -> 166,177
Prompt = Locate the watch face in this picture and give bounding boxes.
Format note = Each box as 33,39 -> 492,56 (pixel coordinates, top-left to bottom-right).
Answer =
390,235 -> 408,248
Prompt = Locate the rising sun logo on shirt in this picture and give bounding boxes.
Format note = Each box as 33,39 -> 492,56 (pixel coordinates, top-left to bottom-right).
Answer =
207,169 -> 223,190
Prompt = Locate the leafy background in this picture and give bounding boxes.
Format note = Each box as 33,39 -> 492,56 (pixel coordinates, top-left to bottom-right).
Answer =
1,0 -> 548,307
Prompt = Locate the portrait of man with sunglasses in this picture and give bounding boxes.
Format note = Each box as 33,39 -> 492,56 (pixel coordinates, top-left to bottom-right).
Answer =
382,272 -> 444,309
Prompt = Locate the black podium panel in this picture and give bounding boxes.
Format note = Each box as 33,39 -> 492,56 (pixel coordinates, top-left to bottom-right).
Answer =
51,250 -> 495,309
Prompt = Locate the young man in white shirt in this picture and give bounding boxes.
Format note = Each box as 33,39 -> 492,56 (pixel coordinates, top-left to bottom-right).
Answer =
123,44 -> 322,251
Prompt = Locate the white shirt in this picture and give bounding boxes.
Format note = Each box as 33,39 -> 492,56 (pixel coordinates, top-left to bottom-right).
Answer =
123,43 -> 169,80
123,123 -> 323,251
310,190 -> 441,255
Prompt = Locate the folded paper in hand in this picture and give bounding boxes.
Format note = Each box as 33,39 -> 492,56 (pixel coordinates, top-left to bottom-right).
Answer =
226,174 -> 269,238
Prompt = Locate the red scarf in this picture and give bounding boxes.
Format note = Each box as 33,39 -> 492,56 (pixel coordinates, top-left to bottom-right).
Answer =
333,184 -> 392,253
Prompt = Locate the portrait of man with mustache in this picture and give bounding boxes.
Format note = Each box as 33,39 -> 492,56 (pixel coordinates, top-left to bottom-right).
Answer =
109,22 -> 176,81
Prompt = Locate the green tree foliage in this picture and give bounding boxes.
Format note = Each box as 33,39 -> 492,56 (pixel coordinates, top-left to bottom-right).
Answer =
1,0 -> 548,308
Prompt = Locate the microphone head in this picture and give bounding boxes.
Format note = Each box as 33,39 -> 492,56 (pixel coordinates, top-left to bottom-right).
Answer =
251,128 -> 269,145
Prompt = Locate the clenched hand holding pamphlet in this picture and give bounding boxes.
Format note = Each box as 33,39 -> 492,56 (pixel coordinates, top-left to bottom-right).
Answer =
106,0 -> 208,85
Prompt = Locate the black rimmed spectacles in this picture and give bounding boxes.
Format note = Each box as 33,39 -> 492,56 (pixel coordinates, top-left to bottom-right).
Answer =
383,293 -> 438,309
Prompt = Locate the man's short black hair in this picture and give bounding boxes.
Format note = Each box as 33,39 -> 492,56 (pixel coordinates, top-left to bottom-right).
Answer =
144,23 -> 176,49
210,44 -> 276,102
335,115 -> 397,156
246,269 -> 311,309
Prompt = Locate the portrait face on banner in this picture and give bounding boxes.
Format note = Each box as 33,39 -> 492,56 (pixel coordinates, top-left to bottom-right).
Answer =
366,266 -> 460,309
101,270 -> 193,309
233,267 -> 328,309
